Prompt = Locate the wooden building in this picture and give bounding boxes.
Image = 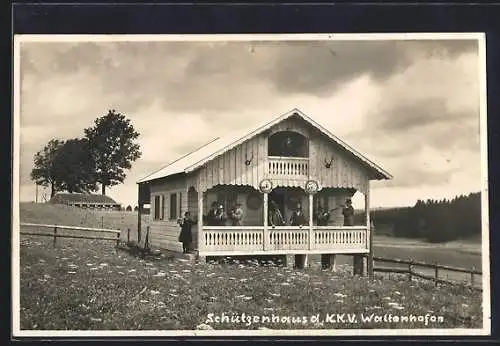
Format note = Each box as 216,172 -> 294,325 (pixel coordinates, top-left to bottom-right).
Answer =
137,109 -> 392,273
50,192 -> 121,211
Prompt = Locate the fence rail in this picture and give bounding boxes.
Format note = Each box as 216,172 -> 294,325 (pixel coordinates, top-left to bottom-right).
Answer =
20,222 -> 121,247
373,256 -> 482,291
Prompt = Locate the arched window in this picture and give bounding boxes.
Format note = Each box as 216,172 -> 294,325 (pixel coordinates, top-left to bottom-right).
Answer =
268,131 -> 309,157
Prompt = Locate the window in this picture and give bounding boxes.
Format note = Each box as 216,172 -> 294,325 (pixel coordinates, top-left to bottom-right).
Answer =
268,131 -> 309,157
170,193 -> 178,220
178,192 -> 182,218
153,195 -> 161,220
161,195 -> 165,220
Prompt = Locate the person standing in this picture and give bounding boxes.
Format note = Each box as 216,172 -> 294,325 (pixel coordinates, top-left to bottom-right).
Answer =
342,198 -> 355,226
290,202 -> 307,226
213,204 -> 228,226
178,211 -> 196,253
230,202 -> 244,226
268,200 -> 285,226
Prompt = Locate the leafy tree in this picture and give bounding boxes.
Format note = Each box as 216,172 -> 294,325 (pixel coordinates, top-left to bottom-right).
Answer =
51,138 -> 97,194
30,139 -> 65,198
84,109 -> 142,195
126,205 -> 132,212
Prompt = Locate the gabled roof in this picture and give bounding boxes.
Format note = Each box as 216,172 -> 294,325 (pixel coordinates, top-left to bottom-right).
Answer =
137,108 -> 392,184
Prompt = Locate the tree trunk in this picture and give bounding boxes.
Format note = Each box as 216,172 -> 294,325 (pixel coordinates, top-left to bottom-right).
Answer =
101,184 -> 106,195
50,181 -> 56,198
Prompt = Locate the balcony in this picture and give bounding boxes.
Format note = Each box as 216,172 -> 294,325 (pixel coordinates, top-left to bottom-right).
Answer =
199,226 -> 369,256
267,156 -> 309,178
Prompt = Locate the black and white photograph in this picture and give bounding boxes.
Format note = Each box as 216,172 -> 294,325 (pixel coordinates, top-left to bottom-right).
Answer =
12,33 -> 490,336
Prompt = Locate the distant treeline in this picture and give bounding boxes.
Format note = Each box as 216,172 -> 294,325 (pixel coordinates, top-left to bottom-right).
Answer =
369,192 -> 482,243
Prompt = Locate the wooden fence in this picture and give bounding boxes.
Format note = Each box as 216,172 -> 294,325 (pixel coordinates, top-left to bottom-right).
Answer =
20,222 -> 121,247
373,256 -> 482,291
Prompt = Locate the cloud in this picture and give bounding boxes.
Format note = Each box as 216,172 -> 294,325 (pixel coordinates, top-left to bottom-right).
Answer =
17,38 -> 482,207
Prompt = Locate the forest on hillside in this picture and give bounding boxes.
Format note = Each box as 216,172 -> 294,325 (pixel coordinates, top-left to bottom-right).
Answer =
369,192 -> 482,243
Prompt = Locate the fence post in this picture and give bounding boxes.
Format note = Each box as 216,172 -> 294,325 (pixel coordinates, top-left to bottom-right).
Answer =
127,228 -> 130,243
471,266 -> 476,287
408,260 -> 413,282
53,226 -> 58,247
144,226 -> 150,251
434,261 -> 439,286
116,231 -> 120,248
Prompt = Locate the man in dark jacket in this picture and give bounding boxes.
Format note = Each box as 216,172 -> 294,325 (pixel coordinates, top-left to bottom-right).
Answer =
342,198 -> 354,226
290,203 -> 307,226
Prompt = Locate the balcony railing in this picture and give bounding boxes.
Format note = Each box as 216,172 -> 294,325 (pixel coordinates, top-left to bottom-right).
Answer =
199,226 -> 368,255
267,156 -> 309,177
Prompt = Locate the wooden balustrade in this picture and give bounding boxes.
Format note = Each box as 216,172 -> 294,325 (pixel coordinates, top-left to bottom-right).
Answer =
200,226 -> 368,254
267,156 -> 309,177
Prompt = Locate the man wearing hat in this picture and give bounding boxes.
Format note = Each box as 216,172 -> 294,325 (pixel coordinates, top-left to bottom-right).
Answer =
342,198 -> 355,226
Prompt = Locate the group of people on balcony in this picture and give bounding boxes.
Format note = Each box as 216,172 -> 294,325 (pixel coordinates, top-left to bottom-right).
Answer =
205,201 -> 244,226
268,198 -> 354,227
177,197 -> 355,253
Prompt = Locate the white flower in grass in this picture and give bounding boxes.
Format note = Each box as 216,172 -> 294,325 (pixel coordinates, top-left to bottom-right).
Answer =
281,282 -> 291,286
394,306 -> 405,310
229,277 -> 236,280
169,270 -> 178,273
196,323 -> 214,330
150,290 -> 160,295
462,303 -> 469,308
128,269 -> 136,273
182,270 -> 191,273
236,294 -> 246,298
243,296 -> 253,300
388,302 -> 399,307
240,278 -> 248,282
118,272 -> 125,275
333,293 -> 346,298
90,317 -> 102,322
67,271 -> 77,274
140,299 -> 149,303
89,267 -> 98,271
169,293 -> 178,297
99,263 -> 108,267
336,300 -> 344,304
270,293 -> 281,297
153,272 -> 166,277
383,296 -> 392,300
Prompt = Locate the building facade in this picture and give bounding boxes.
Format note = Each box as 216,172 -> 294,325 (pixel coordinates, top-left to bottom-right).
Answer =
137,109 -> 392,272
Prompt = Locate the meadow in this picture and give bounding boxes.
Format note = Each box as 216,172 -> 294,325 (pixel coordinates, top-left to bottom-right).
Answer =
17,203 -> 484,331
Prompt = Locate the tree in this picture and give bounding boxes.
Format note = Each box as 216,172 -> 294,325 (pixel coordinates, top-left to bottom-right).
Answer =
30,139 -> 65,198
52,138 -> 97,194
84,109 -> 142,195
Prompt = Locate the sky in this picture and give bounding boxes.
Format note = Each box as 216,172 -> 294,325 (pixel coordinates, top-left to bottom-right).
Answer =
16,35 -> 485,209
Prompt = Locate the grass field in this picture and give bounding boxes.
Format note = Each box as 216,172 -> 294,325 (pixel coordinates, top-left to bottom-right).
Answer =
17,203 -> 485,331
